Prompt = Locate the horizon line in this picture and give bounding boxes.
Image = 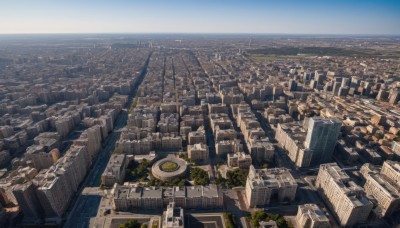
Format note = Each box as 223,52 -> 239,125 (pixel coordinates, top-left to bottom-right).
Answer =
0,32 -> 400,37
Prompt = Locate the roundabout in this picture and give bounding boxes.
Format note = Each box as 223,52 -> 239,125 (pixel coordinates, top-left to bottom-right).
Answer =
152,154 -> 188,181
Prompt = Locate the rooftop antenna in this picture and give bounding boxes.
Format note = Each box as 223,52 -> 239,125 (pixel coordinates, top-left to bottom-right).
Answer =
248,38 -> 252,48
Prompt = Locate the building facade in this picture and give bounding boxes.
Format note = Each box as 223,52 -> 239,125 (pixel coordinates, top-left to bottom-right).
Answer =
245,165 -> 297,208
295,204 -> 331,228
316,163 -> 373,226
305,118 -> 341,165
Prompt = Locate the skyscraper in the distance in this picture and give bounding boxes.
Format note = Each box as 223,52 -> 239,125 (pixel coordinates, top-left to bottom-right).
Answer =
305,117 -> 342,165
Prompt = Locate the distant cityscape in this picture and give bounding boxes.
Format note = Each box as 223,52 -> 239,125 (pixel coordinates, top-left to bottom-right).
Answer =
0,34 -> 399,228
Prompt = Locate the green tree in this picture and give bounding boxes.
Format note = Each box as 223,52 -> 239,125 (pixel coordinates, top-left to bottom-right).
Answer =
178,180 -> 186,187
120,219 -> 141,228
226,169 -> 248,188
190,167 -> 209,185
223,213 -> 234,228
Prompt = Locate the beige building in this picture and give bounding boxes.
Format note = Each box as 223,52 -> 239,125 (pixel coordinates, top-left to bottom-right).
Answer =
12,182 -> 43,222
364,173 -> 400,217
113,184 -> 223,211
227,152 -> 252,169
215,140 -> 242,157
101,154 -> 126,188
188,127 -> 206,145
25,148 -> 60,171
380,160 -> 400,187
316,163 -> 373,227
247,135 -> 275,162
245,165 -> 297,208
161,134 -> 182,151
214,127 -> 236,142
391,141 -> 400,156
275,122 -> 312,167
187,143 -> 209,162
163,202 -> 184,228
32,145 -> 89,222
362,161 -> 400,217
295,204 -> 331,228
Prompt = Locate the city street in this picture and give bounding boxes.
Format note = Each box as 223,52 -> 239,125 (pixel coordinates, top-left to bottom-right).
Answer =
63,53 -> 152,227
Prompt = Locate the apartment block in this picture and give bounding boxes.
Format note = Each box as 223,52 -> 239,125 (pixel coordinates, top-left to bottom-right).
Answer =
245,165 -> 297,208
187,143 -> 209,162
316,163 -> 373,226
227,152 -> 252,169
296,204 -> 331,228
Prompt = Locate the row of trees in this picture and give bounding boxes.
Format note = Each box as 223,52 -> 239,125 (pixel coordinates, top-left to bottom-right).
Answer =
146,175 -> 186,187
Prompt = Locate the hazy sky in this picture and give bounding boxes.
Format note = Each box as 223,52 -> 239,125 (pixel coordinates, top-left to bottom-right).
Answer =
0,0 -> 399,34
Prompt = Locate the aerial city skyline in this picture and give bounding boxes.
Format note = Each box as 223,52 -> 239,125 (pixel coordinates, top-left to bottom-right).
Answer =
0,0 -> 400,34
0,1 -> 400,228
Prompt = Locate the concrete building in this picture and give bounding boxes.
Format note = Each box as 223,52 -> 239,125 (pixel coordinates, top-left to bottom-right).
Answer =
101,154 -> 127,188
305,118 -> 341,165
215,140 -> 242,157
227,152 -> 252,169
12,182 -> 43,222
380,160 -> 400,187
295,204 -> 331,228
245,165 -> 297,208
32,145 -> 89,223
25,148 -> 60,171
315,163 -> 373,227
247,136 -> 275,163
34,172 -> 73,222
391,141 -> 400,156
275,122 -> 312,167
161,134 -> 182,151
113,184 -> 223,211
187,127 -> 206,145
363,173 -> 400,217
276,118 -> 341,167
360,161 -> 400,217
163,202 -> 184,228
187,143 -> 209,162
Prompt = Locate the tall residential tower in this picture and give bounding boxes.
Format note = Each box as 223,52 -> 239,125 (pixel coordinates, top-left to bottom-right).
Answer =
305,117 -> 341,165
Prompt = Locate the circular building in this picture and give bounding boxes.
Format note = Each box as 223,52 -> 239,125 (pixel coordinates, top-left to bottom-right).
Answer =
152,155 -> 188,181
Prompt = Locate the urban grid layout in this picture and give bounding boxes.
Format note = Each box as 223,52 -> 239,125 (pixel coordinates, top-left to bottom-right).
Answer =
0,34 -> 400,228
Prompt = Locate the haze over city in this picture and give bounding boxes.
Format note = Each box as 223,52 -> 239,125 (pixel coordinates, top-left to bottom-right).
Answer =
1,0 -> 400,34
1,1 -> 400,228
